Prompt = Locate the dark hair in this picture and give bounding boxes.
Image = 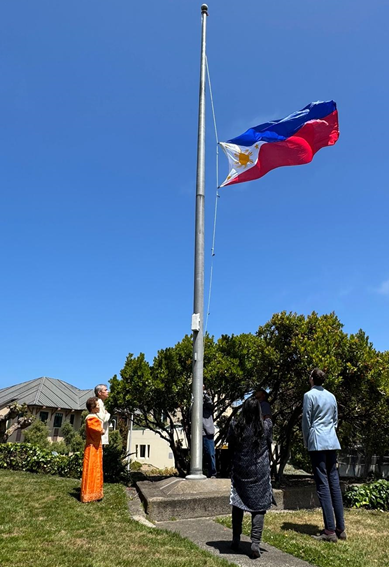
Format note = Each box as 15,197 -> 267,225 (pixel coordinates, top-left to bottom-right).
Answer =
86,396 -> 99,413
310,368 -> 326,386
255,387 -> 268,399
234,397 -> 264,452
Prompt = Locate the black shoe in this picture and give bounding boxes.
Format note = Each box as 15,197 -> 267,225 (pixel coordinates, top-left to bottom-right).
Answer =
336,528 -> 347,540
231,537 -> 240,552
312,531 -> 337,543
250,543 -> 261,558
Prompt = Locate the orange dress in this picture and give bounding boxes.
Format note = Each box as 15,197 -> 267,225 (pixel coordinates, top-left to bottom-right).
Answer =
80,415 -> 104,503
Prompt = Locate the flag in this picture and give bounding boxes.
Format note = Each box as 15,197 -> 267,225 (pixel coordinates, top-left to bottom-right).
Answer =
219,100 -> 339,187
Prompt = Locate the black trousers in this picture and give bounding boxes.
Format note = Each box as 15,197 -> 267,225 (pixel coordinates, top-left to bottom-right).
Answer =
310,450 -> 345,532
232,506 -> 265,544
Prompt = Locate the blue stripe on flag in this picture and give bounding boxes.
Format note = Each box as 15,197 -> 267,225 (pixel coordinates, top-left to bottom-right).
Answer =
228,101 -> 337,147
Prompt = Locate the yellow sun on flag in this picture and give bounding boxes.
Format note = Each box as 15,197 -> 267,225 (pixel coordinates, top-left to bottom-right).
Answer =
234,150 -> 253,168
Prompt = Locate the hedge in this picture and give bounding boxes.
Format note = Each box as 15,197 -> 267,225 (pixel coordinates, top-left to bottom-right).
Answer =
0,443 -> 82,478
344,479 -> 389,511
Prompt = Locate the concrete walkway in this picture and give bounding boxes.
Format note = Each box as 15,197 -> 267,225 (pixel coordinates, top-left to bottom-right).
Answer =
127,486 -> 314,566
157,517 -> 315,567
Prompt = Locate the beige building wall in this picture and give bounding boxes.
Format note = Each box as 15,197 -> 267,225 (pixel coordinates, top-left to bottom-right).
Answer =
129,428 -> 188,470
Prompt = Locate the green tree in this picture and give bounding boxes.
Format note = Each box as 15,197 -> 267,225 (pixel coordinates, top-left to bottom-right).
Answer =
334,332 -> 389,478
252,311 -> 347,478
23,419 -> 50,450
108,345 -> 191,476
108,334 -> 258,476
254,312 -> 389,480
0,404 -> 33,443
109,312 -> 389,480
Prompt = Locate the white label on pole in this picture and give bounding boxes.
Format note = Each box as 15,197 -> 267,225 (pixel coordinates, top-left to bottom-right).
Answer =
191,313 -> 200,331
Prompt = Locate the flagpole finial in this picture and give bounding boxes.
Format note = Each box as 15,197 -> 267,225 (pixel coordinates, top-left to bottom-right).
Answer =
201,4 -> 208,15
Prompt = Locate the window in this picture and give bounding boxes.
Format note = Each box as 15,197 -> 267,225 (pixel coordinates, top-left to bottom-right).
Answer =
53,413 -> 63,428
39,411 -> 49,423
70,414 -> 75,426
139,444 -> 150,459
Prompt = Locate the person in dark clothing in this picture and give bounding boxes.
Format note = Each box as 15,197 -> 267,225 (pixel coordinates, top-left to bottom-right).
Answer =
228,397 -> 273,559
203,386 -> 217,478
254,387 -> 272,420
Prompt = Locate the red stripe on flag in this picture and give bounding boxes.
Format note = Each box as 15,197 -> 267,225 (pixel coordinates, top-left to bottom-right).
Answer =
225,110 -> 339,186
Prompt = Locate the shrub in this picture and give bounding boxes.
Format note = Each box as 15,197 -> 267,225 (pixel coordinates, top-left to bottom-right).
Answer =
103,430 -> 131,484
147,467 -> 178,477
50,441 -> 69,455
130,460 -> 142,472
59,423 -> 85,454
289,441 -> 312,474
0,443 -> 82,478
23,420 -> 51,450
61,422 -> 76,446
0,435 -> 131,484
70,433 -> 84,454
344,479 -> 389,511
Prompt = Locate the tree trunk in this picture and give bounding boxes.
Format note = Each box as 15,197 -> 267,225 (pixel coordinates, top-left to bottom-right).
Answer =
169,436 -> 189,477
0,406 -> 33,443
276,443 -> 291,482
275,406 -> 302,482
363,450 -> 373,479
377,454 -> 384,479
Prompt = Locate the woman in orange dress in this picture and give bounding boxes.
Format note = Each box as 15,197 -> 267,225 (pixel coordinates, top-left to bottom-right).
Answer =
80,397 -> 104,503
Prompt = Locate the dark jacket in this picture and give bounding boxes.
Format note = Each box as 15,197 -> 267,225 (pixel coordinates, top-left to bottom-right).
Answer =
203,392 -> 215,436
228,418 -> 273,511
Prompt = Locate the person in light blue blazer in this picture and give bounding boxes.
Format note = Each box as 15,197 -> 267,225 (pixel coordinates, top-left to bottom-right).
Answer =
302,368 -> 346,542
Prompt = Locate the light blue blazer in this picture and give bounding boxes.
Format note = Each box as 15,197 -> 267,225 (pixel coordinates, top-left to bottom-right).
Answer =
302,386 -> 341,452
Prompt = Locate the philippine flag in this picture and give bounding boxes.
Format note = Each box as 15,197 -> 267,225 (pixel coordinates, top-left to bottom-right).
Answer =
219,101 -> 339,187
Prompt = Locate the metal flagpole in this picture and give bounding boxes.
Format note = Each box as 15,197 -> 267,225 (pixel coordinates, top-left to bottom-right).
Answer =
187,3 -> 208,480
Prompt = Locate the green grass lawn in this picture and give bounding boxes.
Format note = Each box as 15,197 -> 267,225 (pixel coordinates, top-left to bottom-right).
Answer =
218,508 -> 389,567
0,470 -> 232,567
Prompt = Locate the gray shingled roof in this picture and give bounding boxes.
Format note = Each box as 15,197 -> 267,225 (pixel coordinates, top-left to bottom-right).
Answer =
0,377 -> 94,411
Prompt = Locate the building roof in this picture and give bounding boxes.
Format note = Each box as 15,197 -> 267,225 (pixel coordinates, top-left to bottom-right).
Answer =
0,377 -> 94,411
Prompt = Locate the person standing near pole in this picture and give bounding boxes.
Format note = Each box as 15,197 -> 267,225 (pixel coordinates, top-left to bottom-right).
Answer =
80,396 -> 104,503
228,397 -> 272,559
94,384 -> 110,446
254,387 -> 272,420
203,386 -> 217,478
302,368 -> 346,542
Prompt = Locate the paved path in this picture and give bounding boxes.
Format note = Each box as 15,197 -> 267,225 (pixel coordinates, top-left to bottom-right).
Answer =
157,517 -> 314,567
127,487 -> 314,567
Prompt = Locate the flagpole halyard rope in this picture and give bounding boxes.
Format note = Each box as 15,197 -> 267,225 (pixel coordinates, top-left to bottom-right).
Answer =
205,56 -> 220,334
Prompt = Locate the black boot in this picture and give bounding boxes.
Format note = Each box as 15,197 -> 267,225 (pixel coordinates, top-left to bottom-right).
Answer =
231,506 -> 244,552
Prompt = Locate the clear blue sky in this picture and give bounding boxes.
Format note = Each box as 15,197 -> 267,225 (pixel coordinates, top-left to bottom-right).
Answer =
1,1 -> 388,390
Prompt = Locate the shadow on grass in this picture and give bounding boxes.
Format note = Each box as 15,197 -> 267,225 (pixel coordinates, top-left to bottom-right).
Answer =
206,540 -> 268,557
69,487 -> 81,500
281,522 -> 320,535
